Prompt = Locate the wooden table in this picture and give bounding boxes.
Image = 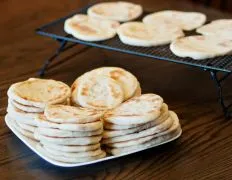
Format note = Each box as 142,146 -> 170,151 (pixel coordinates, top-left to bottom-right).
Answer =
0,0 -> 232,179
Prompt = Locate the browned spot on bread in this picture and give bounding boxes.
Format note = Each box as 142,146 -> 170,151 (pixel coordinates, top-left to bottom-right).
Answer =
110,70 -> 124,80
74,24 -> 97,34
81,87 -> 89,96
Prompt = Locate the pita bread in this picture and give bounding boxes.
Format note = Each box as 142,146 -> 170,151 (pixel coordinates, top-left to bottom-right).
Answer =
87,2 -> 143,22
43,146 -> 103,158
7,78 -> 71,108
44,104 -> 104,123
117,22 -> 184,47
64,14 -> 119,42
9,98 -> 43,113
103,112 -> 172,138
35,114 -> 103,131
103,111 -> 180,146
34,129 -> 102,145
197,19 -> 232,40
37,126 -> 103,138
40,141 -> 100,152
104,103 -> 169,130
7,102 -> 42,119
103,94 -> 163,125
8,116 -> 36,140
72,75 -> 124,110
16,121 -> 36,133
143,10 -> 206,31
36,143 -> 106,163
7,114 -> 37,126
87,67 -> 139,100
106,128 -> 182,155
170,35 -> 232,60
132,83 -> 142,98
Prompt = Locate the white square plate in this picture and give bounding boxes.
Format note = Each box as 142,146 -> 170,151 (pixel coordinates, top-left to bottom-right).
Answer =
5,116 -> 182,167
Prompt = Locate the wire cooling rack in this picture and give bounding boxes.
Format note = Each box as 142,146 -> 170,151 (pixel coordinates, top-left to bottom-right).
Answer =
36,4 -> 232,117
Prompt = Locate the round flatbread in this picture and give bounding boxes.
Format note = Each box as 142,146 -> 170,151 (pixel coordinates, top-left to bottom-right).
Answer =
104,103 -> 169,130
143,10 -> 206,31
40,141 -> 100,152
106,128 -> 182,155
44,104 -> 104,123
8,116 -> 36,140
87,67 -> 139,100
72,75 -> 124,110
7,78 -> 71,108
16,121 -> 36,133
103,111 -> 172,138
64,14 -> 119,42
9,98 -> 43,113
103,94 -> 163,125
37,126 -> 103,138
117,22 -> 184,47
170,35 -> 232,60
103,111 -> 180,146
34,129 -> 102,145
36,143 -> 106,163
43,146 -> 103,158
87,1 -> 143,22
197,19 -> 232,40
35,114 -> 103,131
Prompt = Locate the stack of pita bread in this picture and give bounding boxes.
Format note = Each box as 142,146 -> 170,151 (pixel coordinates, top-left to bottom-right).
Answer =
6,78 -> 71,140
71,67 -> 141,110
102,94 -> 182,155
35,104 -> 106,163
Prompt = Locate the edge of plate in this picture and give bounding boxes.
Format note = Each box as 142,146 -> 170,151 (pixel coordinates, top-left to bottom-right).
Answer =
5,115 -> 182,167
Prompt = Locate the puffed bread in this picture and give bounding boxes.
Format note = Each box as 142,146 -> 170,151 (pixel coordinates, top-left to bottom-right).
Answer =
103,94 -> 163,125
143,10 -> 206,31
64,14 -> 119,42
87,1 -> 143,22
7,78 -> 71,108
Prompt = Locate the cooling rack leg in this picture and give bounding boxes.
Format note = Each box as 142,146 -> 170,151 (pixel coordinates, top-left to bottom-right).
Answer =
38,40 -> 68,77
210,71 -> 231,118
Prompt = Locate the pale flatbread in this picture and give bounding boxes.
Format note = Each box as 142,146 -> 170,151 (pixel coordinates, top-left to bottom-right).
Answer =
16,121 -> 36,133
143,10 -> 206,31
43,146 -> 103,158
34,129 -> 102,145
37,126 -> 103,138
9,98 -> 43,113
104,103 -> 169,130
7,114 -> 37,126
36,143 -> 106,163
7,78 -> 71,108
103,111 -> 180,146
64,14 -> 119,42
103,113 -> 172,138
40,141 -> 100,152
72,74 -> 124,110
170,35 -> 232,60
44,104 -> 104,123
7,102 -> 42,119
87,1 -> 143,22
103,94 -> 163,125
106,128 -> 182,155
132,82 -> 142,98
197,19 -> 232,40
86,67 -> 139,100
7,116 -> 36,140
117,22 -> 184,47
35,114 -> 103,131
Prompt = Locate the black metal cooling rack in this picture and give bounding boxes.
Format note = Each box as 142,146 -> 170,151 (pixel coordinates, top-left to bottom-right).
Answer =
36,4 -> 231,118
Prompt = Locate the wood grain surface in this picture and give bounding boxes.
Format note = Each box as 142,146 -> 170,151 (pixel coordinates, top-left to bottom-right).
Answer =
0,0 -> 232,179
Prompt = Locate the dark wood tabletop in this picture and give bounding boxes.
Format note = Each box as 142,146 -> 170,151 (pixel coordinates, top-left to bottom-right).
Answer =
0,0 -> 232,179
